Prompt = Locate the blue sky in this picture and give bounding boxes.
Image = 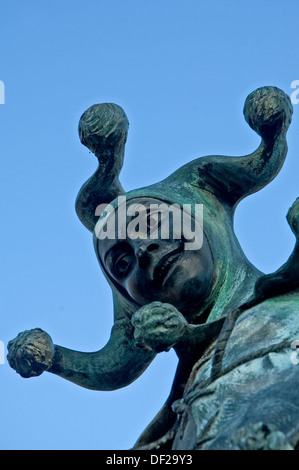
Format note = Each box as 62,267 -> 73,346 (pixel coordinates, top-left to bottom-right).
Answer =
1,0 -> 299,450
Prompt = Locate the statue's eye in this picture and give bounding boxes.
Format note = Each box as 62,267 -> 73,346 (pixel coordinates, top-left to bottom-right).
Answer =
114,254 -> 132,278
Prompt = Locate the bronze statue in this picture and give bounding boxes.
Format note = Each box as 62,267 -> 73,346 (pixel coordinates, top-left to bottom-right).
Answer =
7,86 -> 299,450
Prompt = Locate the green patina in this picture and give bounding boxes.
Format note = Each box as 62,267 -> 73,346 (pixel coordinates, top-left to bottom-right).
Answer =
7,86 -> 299,450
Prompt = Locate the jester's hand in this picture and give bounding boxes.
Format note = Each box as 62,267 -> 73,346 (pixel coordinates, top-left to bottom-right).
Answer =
131,301 -> 188,353
7,328 -> 55,378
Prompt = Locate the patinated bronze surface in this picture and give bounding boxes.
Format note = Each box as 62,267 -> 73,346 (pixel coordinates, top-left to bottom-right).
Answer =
7,87 -> 299,449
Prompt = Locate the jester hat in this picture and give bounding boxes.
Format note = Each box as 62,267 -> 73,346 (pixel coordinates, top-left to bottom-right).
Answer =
75,87 -> 293,322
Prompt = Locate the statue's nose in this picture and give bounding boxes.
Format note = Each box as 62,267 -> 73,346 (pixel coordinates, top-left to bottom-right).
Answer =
136,242 -> 160,268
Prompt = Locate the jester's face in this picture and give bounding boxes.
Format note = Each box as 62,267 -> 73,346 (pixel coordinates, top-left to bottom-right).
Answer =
95,197 -> 215,318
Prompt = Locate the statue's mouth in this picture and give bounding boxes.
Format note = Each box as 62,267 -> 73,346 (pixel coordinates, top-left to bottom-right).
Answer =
153,245 -> 183,288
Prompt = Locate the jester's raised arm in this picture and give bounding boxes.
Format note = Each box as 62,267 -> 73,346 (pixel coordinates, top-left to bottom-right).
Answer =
7,103 -> 157,390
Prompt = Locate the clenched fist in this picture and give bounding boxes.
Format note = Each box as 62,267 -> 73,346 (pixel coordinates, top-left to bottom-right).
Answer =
131,301 -> 188,353
7,328 -> 55,378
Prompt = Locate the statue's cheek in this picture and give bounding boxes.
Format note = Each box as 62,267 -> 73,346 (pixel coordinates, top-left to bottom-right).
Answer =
124,273 -> 152,305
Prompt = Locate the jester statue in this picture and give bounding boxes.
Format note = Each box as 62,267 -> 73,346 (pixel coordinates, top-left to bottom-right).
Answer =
7,86 -> 299,450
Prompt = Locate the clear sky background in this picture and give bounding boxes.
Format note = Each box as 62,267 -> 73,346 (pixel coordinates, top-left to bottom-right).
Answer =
0,0 -> 299,450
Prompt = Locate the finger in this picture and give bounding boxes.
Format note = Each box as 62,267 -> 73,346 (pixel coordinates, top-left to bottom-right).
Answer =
131,314 -> 143,328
